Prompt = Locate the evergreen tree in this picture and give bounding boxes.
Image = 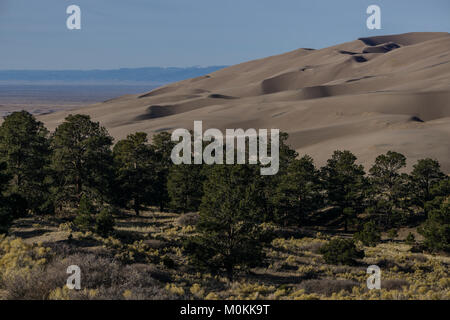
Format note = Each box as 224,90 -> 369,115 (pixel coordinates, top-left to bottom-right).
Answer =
419,199 -> 449,252
113,132 -> 155,216
0,111 -> 51,214
74,194 -> 95,230
95,208 -> 115,237
419,178 -> 450,252
405,232 -> 416,246
271,155 -> 322,226
184,164 -> 268,281
50,114 -> 113,208
150,132 -> 175,211
321,150 -> 366,232
354,220 -> 381,247
258,132 -> 298,222
410,158 -> 445,212
388,228 -> 398,240
368,151 -> 408,228
0,162 -> 13,233
167,164 -> 205,213
319,238 -> 364,265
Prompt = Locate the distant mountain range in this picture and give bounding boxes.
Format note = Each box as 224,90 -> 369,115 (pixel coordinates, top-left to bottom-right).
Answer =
0,66 -> 227,84
37,32 -> 450,173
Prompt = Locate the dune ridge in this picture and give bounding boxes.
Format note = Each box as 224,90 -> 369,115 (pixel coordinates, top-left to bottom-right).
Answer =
38,32 -> 450,172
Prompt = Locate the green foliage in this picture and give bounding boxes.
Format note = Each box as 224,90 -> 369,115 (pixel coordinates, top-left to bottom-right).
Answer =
419,198 -> 449,252
405,232 -> 416,246
368,151 -> 408,228
184,164 -> 269,280
0,162 -> 13,233
271,155 -> 323,226
321,150 -> 366,231
388,228 -> 398,240
113,132 -> 155,215
0,111 -> 51,214
0,162 -> 28,233
95,208 -> 115,237
50,114 -> 113,208
74,195 -> 95,230
319,238 -> 364,265
150,132 -> 175,211
167,164 -> 205,213
410,159 -> 445,211
354,221 -> 381,247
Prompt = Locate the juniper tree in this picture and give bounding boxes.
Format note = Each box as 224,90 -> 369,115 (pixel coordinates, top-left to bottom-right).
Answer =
113,132 -> 155,216
0,111 -> 52,214
50,114 -> 113,208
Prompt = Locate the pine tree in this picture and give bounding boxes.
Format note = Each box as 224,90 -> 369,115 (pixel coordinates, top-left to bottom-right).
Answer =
0,111 -> 51,214
410,158 -> 445,212
50,114 -> 113,208
150,132 -> 175,211
95,208 -> 115,237
321,150 -> 366,232
419,200 -> 449,252
257,132 -> 299,223
0,162 -> 13,233
184,164 -> 269,281
74,194 -> 95,230
419,178 -> 449,252
271,155 -> 322,226
167,164 -> 205,213
113,132 -> 155,216
368,151 -> 408,228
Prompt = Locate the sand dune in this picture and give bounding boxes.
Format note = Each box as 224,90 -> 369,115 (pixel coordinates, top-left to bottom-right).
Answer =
38,32 -> 450,172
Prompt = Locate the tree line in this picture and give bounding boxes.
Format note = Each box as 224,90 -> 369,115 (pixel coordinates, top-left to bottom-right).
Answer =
0,111 -> 448,279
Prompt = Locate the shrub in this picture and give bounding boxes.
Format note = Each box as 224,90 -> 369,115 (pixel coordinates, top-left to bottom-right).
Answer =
382,279 -> 409,291
319,238 -> 364,265
74,195 -> 95,230
405,232 -> 416,245
354,221 -> 381,247
95,209 -> 115,237
298,279 -> 358,296
161,255 -> 175,269
176,212 -> 199,227
388,229 -> 398,240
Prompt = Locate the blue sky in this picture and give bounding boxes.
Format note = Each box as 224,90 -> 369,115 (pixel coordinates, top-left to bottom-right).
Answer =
0,0 -> 449,70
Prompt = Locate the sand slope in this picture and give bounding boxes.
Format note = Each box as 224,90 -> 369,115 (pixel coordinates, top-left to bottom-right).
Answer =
38,32 -> 450,172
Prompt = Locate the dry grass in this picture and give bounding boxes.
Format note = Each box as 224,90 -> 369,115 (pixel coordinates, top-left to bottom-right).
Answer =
1,210 -> 449,300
